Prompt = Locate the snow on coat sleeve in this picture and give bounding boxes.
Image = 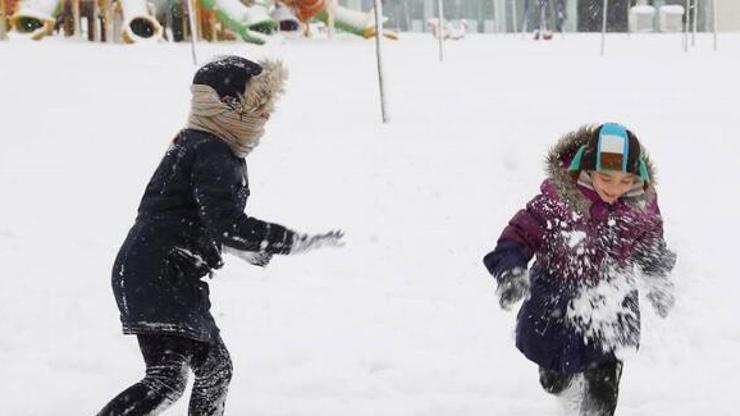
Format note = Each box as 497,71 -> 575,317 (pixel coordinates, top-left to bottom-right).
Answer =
483,194 -> 548,282
191,141 -> 295,255
633,197 -> 676,278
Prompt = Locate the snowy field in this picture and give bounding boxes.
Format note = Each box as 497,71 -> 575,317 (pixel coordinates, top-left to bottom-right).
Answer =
1,33 -> 739,415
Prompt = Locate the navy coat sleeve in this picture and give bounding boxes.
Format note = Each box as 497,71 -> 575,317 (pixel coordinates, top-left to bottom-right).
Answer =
483,240 -> 530,283
191,140 -> 295,255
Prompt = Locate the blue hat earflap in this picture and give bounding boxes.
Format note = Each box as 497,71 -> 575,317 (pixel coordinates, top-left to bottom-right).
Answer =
568,145 -> 587,172
638,149 -> 651,183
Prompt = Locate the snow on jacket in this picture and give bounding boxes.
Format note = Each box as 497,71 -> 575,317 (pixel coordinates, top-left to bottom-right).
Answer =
112,129 -> 295,343
483,125 -> 675,374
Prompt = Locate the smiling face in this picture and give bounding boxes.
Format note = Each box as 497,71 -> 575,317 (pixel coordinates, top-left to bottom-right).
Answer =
590,170 -> 638,204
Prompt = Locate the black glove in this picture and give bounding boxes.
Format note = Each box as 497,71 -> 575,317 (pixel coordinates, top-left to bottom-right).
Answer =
223,246 -> 273,268
495,267 -> 530,310
169,246 -> 214,277
646,277 -> 675,318
290,230 -> 345,254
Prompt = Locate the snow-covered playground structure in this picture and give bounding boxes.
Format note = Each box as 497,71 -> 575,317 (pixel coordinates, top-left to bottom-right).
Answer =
1,0 -> 394,43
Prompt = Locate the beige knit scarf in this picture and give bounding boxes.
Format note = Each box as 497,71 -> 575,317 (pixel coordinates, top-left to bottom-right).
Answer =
186,59 -> 288,158
187,84 -> 266,158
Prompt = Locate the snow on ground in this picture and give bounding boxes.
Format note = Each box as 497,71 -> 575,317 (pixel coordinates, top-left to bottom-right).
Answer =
1,33 -> 739,415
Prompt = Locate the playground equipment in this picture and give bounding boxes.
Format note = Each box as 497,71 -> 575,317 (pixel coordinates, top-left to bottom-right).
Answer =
9,0 -> 161,42
282,0 -> 396,39
199,0 -> 274,44
4,0 -> 394,43
120,0 -> 162,42
10,0 -> 60,39
270,1 -> 299,31
629,4 -> 657,33
659,5 -> 685,32
427,17 -> 467,40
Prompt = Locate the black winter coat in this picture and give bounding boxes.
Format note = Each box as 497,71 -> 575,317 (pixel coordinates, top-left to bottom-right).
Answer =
112,129 -> 295,343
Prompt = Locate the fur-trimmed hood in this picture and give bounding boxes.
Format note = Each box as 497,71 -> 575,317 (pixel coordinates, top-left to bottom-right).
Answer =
187,58 -> 288,158
545,124 -> 658,215
242,59 -> 288,114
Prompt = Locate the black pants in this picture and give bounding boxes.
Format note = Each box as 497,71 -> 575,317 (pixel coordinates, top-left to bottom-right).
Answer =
97,334 -> 233,416
539,361 -> 623,416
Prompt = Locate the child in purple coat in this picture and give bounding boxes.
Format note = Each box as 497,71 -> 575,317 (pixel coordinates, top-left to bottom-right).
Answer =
483,123 -> 676,415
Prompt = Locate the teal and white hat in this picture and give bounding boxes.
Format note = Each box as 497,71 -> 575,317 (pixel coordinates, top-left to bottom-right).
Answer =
569,123 -> 650,183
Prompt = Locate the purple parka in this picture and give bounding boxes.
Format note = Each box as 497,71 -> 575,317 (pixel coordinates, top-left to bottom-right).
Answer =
483,126 -> 675,374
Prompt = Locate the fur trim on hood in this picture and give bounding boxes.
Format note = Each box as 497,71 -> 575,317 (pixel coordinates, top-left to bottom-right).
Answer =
545,124 -> 658,215
242,59 -> 288,114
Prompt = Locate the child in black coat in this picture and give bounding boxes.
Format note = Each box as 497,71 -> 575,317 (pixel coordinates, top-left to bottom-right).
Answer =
98,56 -> 343,416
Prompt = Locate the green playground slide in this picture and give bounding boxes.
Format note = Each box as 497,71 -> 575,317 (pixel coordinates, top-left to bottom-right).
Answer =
199,0 -> 276,44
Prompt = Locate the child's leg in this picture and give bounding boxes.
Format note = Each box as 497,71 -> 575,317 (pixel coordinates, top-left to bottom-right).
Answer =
539,367 -> 574,394
97,334 -> 195,415
188,335 -> 233,416
539,367 -> 585,415
581,361 -> 623,416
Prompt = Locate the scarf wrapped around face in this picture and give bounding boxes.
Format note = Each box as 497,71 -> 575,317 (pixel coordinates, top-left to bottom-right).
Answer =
187,59 -> 288,158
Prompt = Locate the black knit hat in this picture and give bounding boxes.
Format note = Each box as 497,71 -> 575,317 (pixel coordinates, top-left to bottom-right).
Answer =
192,56 -> 263,100
569,123 -> 650,182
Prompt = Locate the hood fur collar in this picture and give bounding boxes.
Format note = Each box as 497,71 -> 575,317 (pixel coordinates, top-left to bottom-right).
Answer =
242,59 -> 288,114
545,124 -> 657,216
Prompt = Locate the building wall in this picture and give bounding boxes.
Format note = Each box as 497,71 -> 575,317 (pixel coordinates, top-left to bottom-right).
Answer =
576,0 -> 630,32
717,0 -> 740,31
342,0 -> 740,33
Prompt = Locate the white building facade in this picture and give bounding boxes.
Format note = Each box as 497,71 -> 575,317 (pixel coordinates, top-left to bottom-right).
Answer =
339,0 -> 740,33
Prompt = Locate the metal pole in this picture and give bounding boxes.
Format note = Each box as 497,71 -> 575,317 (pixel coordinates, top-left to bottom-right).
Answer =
105,0 -> 115,43
0,0 -> 8,41
91,0 -> 100,41
691,0 -> 697,46
491,0 -> 497,33
713,0 -> 718,51
73,0 -> 82,37
437,0 -> 444,61
627,0 -> 631,38
511,0 -> 518,34
539,0 -> 546,36
683,0 -> 689,51
327,0 -> 336,39
187,0 -> 199,65
521,0 -> 530,38
490,0 -> 496,33
373,0 -> 389,123
558,0 -> 566,38
601,0 -> 608,56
